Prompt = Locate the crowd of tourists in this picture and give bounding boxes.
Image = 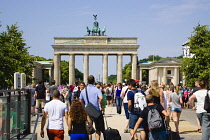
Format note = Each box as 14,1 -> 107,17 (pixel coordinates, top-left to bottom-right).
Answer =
30,77 -> 210,140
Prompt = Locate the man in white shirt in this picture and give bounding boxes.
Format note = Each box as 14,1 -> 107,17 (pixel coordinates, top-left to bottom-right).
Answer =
40,90 -> 68,140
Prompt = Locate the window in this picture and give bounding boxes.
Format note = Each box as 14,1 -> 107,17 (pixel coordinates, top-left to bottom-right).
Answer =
167,70 -> 171,74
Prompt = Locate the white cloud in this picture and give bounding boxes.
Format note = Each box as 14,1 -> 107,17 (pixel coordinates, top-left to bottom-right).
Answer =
150,0 -> 210,24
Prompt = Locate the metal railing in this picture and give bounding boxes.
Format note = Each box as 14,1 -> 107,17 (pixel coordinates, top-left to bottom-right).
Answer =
0,89 -> 31,140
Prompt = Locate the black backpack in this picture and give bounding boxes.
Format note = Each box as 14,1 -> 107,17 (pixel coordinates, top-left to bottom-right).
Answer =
37,85 -> 45,98
204,90 -> 210,113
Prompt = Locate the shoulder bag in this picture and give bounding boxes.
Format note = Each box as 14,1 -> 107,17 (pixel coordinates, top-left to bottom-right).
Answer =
204,90 -> 210,113
84,88 -> 101,120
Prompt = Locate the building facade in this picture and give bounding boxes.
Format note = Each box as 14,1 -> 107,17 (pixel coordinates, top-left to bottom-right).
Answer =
138,58 -> 184,85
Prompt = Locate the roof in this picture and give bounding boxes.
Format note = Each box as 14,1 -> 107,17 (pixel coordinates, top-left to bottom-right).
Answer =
35,61 -> 53,65
139,61 -> 153,65
139,57 -> 182,68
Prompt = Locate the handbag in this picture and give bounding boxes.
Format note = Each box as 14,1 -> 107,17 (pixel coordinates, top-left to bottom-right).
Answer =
85,121 -> 95,134
204,90 -> 210,113
84,88 -> 101,120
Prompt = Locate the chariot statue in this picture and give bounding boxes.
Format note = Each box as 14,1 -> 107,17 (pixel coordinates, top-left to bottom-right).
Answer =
86,15 -> 106,36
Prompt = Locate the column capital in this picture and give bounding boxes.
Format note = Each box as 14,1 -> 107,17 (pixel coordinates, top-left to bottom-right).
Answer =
117,53 -> 123,56
131,53 -> 138,56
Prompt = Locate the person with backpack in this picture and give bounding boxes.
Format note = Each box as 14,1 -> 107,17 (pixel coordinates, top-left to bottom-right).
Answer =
127,79 -> 146,140
131,94 -> 170,140
105,84 -> 112,106
34,80 -> 46,114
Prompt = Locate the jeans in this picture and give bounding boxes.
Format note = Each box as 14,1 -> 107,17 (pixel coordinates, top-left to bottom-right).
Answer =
123,103 -> 129,119
148,130 -> 167,140
196,112 -> 210,140
115,96 -> 122,114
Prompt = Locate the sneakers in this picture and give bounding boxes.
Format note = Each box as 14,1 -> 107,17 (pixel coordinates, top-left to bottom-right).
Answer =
197,129 -> 202,133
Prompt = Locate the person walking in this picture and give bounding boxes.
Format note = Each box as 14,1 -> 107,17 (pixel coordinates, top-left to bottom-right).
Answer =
74,82 -> 85,100
120,82 -> 130,133
115,83 -> 123,114
48,80 -> 58,101
127,79 -> 146,140
79,75 -> 105,140
40,90 -> 68,140
191,80 -> 202,132
34,80 -> 46,114
146,80 -> 165,109
189,80 -> 210,140
169,86 -> 183,133
68,100 -> 89,140
131,94 -> 169,140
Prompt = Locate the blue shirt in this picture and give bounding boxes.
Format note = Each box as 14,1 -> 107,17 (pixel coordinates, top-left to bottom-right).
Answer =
127,88 -> 138,115
79,84 -> 102,111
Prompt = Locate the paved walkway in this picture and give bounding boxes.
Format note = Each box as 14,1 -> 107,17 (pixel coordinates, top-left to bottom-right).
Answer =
32,106 -> 202,140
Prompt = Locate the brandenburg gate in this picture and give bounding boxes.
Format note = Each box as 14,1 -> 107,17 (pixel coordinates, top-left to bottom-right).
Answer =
52,16 -> 139,85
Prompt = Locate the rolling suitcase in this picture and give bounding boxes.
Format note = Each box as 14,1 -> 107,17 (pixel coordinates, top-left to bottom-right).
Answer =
103,114 -> 121,140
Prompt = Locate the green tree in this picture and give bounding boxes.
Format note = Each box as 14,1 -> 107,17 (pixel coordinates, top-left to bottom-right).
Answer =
0,24 -> 34,88
122,63 -> 131,80
108,74 -> 117,83
60,60 -> 69,84
60,60 -> 83,84
181,24 -> 210,87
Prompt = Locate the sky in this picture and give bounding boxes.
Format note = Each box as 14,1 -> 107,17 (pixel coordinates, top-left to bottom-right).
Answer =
1,0 -> 210,80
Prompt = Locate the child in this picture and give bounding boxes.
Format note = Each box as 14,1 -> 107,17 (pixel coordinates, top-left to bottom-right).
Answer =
131,94 -> 169,140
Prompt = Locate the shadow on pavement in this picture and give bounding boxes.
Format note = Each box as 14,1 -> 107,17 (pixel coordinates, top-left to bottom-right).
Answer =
180,130 -> 198,134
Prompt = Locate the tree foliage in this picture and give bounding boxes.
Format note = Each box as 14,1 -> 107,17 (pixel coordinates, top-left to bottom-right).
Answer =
0,24 -> 34,88
122,63 -> 131,80
60,60 -> 83,84
108,74 -> 117,83
181,24 -> 210,87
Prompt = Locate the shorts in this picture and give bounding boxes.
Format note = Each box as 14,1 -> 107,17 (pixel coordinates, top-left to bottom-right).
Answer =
92,114 -> 105,132
35,99 -> 45,109
171,108 -> 182,113
47,129 -> 64,140
106,96 -> 111,101
129,114 -> 145,131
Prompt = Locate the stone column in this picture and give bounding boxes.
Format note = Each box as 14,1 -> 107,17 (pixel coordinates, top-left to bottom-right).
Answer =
103,54 -> 108,84
117,54 -> 123,83
53,54 -> 61,86
83,54 -> 89,84
174,67 -> 178,86
49,69 -> 52,84
69,54 -> 75,85
131,54 -> 137,79
139,69 -> 142,83
163,67 -> 167,84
